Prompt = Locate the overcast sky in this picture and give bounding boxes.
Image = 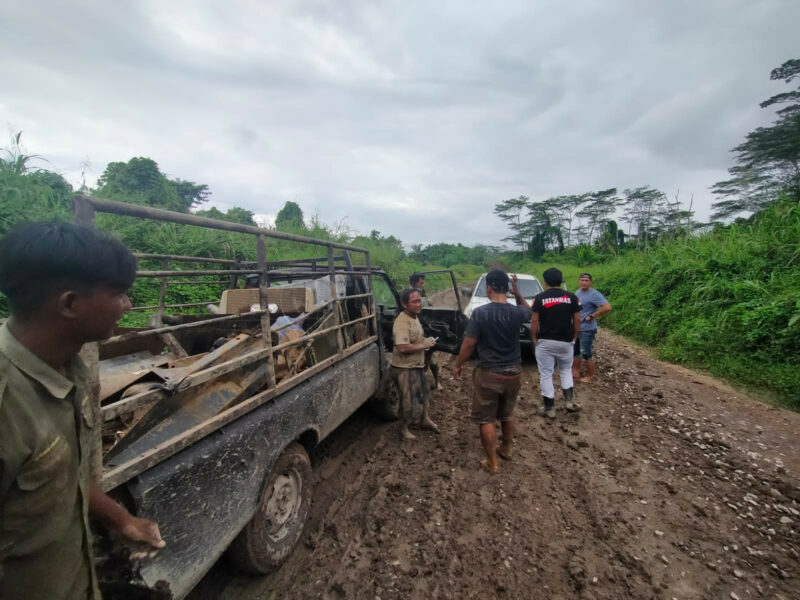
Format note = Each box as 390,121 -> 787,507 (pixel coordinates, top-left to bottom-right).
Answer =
2,1 -> 798,246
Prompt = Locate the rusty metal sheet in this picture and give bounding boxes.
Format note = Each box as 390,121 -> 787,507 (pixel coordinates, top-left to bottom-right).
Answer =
99,351 -> 174,402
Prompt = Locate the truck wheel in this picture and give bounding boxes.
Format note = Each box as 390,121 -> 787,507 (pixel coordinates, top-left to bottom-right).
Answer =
228,443 -> 312,574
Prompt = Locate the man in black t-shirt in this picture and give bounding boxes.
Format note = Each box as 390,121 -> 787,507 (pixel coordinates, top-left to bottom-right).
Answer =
453,270 -> 531,472
531,268 -> 581,418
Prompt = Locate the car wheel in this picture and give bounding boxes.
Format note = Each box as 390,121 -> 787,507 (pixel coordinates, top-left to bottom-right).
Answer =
227,443 -> 312,574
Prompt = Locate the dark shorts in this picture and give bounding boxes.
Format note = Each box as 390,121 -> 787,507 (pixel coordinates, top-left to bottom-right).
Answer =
471,367 -> 521,424
391,366 -> 430,421
574,329 -> 597,359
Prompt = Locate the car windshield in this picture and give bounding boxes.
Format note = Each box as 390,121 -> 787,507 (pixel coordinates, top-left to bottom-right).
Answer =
475,276 -> 542,298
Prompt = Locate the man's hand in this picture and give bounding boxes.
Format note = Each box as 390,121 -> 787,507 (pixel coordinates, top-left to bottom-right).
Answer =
119,515 -> 166,559
90,483 -> 166,560
510,274 -> 519,294
423,337 -> 437,350
452,361 -> 462,379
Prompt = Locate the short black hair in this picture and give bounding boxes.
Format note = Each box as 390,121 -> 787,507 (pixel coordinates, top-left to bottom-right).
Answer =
543,267 -> 563,286
399,287 -> 421,306
410,273 -> 425,286
485,269 -> 509,293
0,221 -> 137,316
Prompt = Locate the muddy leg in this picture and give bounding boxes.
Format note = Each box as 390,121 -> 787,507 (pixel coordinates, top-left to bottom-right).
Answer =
420,402 -> 439,433
479,423 -> 499,472
498,420 -> 515,460
580,360 -> 596,383
572,356 -> 582,381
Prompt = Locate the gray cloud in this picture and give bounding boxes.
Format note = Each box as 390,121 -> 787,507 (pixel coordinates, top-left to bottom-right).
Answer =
2,0 -> 798,246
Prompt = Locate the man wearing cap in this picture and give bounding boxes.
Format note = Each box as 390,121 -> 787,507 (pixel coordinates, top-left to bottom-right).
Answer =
531,268 -> 581,418
572,273 -> 612,383
452,270 -> 530,472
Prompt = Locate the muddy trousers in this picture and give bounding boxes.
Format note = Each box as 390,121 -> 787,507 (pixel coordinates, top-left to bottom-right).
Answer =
535,339 -> 575,399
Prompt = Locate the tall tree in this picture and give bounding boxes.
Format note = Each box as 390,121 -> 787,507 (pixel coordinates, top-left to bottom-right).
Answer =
576,188 -> 619,244
622,186 -> 667,249
494,196 -> 530,253
712,58 -> 800,220
526,200 -> 563,259
546,195 -> 585,248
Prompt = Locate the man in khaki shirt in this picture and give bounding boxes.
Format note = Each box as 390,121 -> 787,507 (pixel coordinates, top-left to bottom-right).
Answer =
390,288 -> 437,440
0,222 -> 165,599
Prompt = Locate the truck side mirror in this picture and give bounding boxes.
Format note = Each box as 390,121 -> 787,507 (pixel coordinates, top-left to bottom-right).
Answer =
461,287 -> 472,298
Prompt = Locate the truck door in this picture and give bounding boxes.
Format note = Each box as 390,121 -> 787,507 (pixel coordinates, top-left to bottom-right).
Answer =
412,269 -> 468,354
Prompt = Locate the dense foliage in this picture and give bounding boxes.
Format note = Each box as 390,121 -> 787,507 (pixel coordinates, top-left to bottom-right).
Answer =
594,199 -> 800,407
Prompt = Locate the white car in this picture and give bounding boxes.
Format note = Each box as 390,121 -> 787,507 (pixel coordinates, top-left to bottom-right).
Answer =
462,272 -> 543,350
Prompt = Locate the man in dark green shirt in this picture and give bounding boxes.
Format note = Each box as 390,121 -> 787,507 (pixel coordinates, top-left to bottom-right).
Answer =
0,222 -> 165,599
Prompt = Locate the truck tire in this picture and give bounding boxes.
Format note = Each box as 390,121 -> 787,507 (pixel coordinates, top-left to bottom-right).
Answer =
227,443 -> 312,574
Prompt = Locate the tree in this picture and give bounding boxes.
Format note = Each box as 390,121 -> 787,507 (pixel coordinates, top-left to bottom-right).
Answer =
275,201 -> 305,231
494,196 -> 530,253
576,188 -> 619,244
712,59 -> 800,220
526,201 -> 563,260
546,195 -> 585,248
195,206 -> 257,226
622,186 -> 667,249
96,157 -> 207,212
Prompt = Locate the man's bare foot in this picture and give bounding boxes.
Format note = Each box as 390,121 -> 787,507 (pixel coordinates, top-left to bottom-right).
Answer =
497,444 -> 512,460
480,458 -> 498,473
400,426 -> 416,440
421,418 -> 440,433
579,376 -> 593,384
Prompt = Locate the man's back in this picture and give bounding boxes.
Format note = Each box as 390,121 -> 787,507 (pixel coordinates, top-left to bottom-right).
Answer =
467,302 -> 530,371
533,288 -> 581,342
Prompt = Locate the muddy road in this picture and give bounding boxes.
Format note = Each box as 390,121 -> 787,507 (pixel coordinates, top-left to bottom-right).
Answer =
189,301 -> 799,599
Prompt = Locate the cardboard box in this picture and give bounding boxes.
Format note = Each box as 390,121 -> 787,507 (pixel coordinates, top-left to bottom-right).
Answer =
219,287 -> 313,314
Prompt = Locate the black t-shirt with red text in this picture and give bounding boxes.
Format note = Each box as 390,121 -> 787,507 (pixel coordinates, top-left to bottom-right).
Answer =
532,288 -> 581,342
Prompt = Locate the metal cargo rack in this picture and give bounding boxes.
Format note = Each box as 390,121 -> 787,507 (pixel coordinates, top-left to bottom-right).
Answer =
73,195 -> 383,491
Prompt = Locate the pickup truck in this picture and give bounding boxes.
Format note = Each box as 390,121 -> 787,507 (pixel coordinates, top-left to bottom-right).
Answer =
72,195 -> 467,598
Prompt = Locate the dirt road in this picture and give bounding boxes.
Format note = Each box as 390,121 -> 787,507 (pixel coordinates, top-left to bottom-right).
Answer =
189,310 -> 799,599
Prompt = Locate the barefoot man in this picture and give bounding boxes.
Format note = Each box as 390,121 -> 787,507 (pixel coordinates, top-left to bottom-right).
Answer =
452,270 -> 530,472
391,288 -> 438,440
0,222 -> 165,599
572,272 -> 612,383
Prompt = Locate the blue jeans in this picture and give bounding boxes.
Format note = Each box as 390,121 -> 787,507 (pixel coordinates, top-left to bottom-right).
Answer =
573,330 -> 597,360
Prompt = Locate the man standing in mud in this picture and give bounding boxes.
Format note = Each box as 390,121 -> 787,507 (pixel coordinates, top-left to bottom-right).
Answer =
391,288 -> 438,440
572,272 -> 612,383
0,222 -> 165,599
531,268 -> 581,418
452,270 -> 530,472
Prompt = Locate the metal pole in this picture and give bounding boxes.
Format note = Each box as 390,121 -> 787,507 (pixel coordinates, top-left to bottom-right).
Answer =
327,245 -> 343,354
257,234 -> 276,388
